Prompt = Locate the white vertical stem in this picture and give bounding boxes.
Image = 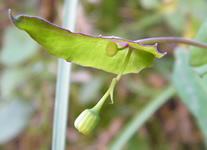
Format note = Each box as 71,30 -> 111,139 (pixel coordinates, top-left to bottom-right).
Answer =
52,0 -> 79,150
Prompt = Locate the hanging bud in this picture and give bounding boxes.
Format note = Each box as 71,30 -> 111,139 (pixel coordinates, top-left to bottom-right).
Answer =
106,41 -> 118,57
74,108 -> 100,135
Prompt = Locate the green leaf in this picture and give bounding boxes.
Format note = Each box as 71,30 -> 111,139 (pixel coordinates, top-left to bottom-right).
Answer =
172,47 -> 207,147
192,64 -> 207,75
8,10 -> 166,74
190,20 -> 207,66
202,74 -> 207,85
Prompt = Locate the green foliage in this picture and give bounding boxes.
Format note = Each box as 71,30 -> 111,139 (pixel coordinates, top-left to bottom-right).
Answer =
173,47 -> 207,146
193,65 -> 207,76
9,10 -> 165,74
190,20 -> 207,66
109,85 -> 175,150
1,0 -> 207,149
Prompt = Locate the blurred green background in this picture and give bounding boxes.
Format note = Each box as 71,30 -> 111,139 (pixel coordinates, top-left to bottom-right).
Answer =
0,0 -> 207,150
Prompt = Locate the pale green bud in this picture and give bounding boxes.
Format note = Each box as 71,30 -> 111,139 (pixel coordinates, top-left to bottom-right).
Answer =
106,41 -> 118,57
74,109 -> 100,135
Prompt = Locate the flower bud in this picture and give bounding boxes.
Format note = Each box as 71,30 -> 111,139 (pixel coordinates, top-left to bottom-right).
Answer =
106,41 -> 118,57
74,109 -> 100,135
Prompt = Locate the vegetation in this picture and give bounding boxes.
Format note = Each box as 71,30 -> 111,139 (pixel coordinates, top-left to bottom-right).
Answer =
0,0 -> 207,150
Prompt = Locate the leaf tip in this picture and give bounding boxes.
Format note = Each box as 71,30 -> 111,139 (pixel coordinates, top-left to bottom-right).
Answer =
8,9 -> 16,27
8,8 -> 11,15
8,9 -> 13,21
8,9 -> 23,29
135,41 -> 167,58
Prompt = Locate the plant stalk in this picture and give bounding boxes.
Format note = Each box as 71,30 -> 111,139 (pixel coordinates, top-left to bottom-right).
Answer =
92,49 -> 133,114
52,0 -> 78,150
136,37 -> 207,48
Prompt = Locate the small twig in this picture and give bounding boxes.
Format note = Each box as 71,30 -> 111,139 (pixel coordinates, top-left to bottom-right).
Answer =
136,37 -> 207,49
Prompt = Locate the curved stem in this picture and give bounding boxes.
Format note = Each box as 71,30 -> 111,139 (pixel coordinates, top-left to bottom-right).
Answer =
92,48 -> 133,114
116,49 -> 133,81
136,37 -> 207,48
91,88 -> 111,114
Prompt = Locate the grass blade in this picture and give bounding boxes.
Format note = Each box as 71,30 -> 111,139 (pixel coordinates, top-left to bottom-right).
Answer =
173,47 -> 207,147
52,0 -> 79,150
108,85 -> 176,150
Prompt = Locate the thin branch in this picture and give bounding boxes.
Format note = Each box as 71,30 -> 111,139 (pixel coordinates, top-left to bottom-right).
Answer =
136,37 -> 207,48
